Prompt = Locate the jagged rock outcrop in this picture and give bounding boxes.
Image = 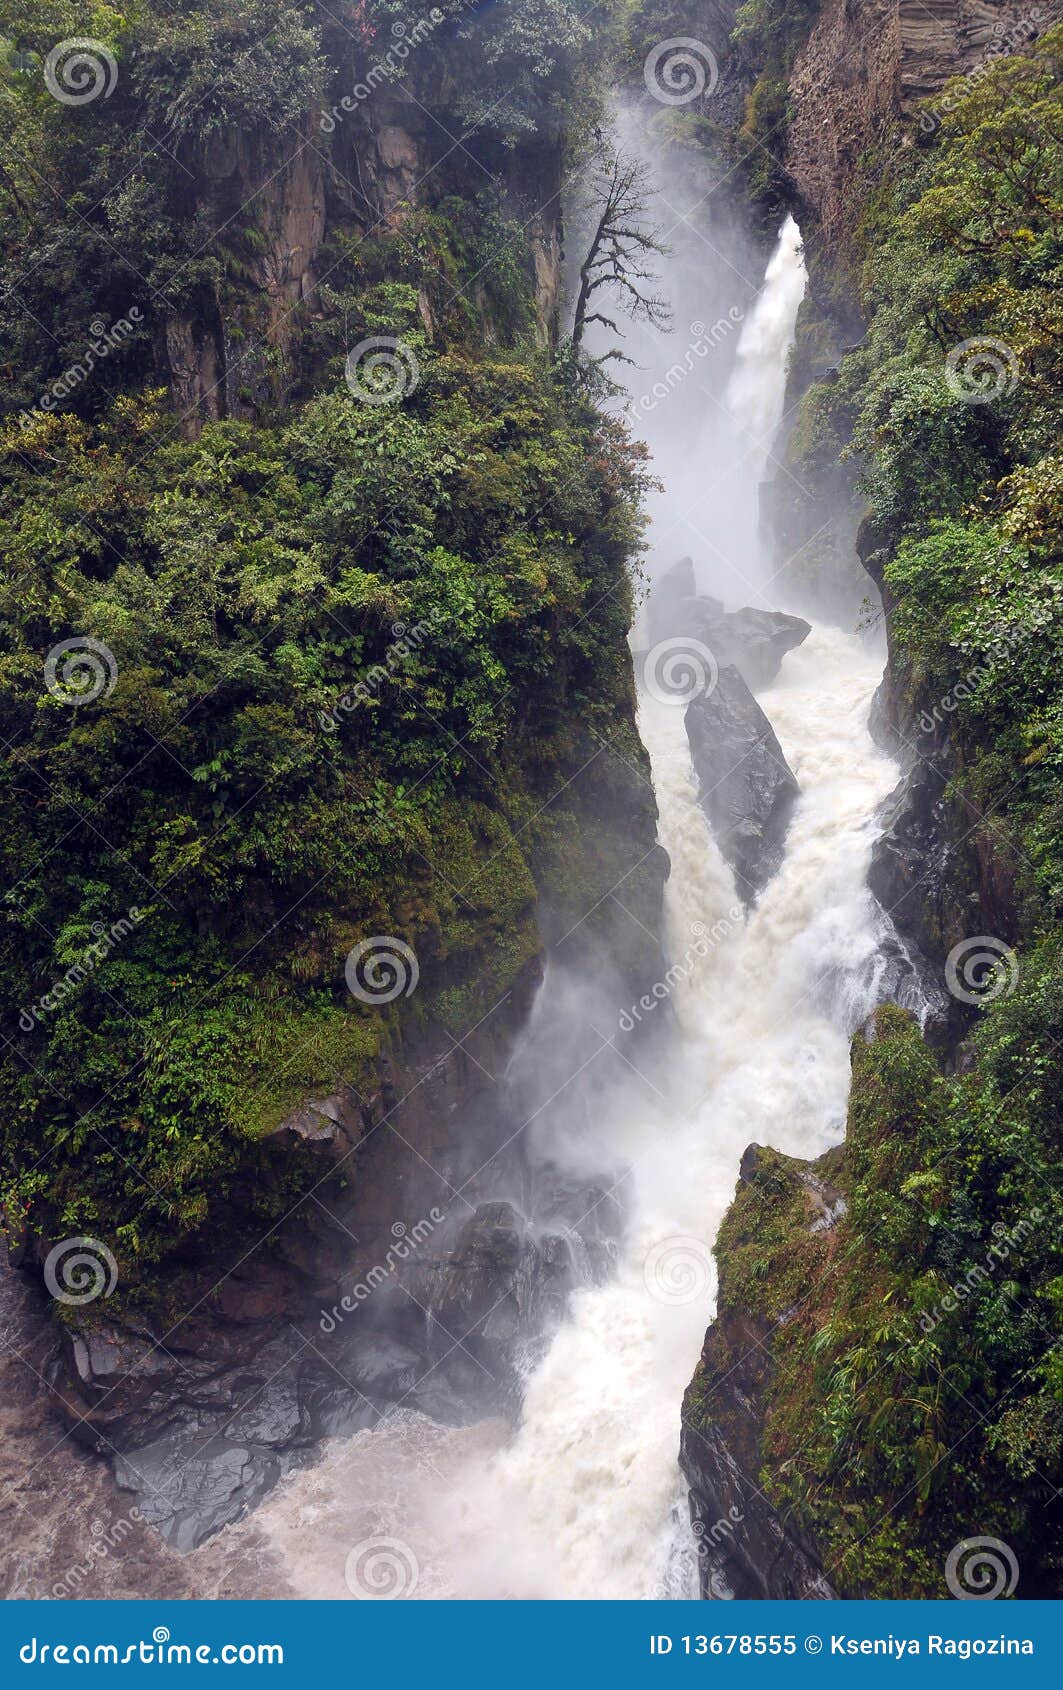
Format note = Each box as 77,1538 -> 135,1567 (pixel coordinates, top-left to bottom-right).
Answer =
645,565 -> 810,690
680,1145 -> 838,1600
698,607 -> 811,691
685,667 -> 800,901
644,556 -> 723,647
786,0 -> 1060,270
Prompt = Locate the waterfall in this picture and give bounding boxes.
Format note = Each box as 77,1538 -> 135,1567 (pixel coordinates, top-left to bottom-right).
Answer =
726,214 -> 807,450
231,206 -> 913,1600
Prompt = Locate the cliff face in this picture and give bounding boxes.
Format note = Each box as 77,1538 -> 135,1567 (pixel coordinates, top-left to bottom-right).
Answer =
2,7 -> 670,1552
786,0 -> 1055,274
681,0 -> 1063,1599
162,91 -> 563,430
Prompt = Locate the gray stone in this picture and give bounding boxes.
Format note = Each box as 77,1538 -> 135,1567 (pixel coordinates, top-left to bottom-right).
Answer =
685,666 -> 800,902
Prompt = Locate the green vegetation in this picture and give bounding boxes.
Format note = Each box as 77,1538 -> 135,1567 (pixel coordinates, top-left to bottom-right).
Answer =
689,994 -> 1062,1595
695,26 -> 1063,1595
0,1 -> 653,1288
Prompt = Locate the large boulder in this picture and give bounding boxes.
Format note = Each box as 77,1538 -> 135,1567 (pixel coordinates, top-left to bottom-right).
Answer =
698,606 -> 811,691
644,556 -> 722,647
685,666 -> 799,902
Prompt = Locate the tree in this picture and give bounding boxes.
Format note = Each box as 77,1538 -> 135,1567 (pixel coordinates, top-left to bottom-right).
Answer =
570,145 -> 671,363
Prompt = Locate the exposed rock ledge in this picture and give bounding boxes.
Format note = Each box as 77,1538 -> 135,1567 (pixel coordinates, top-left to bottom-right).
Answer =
679,1144 -> 839,1600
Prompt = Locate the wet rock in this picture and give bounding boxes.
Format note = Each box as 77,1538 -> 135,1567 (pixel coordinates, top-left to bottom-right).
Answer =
680,1146 -> 837,1602
685,667 -> 800,902
645,557 -> 723,646
697,607 -> 811,691
395,1199 -> 592,1413
115,1434 -> 284,1553
681,1409 -> 836,1600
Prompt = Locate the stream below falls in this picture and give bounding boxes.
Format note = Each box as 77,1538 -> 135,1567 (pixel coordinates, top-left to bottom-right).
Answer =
1,147 -> 930,1605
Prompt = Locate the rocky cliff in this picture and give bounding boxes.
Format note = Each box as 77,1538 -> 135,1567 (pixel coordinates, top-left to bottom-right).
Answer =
680,0 -> 1063,1599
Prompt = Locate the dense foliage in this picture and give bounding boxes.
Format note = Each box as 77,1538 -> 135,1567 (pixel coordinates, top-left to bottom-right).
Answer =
722,25 -> 1063,1594
0,1 -> 651,1283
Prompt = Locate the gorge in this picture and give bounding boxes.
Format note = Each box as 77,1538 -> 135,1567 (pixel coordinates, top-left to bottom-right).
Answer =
1,0 -> 1061,1606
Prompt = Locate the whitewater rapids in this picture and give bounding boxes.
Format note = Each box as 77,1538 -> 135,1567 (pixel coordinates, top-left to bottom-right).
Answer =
237,623 -> 900,1599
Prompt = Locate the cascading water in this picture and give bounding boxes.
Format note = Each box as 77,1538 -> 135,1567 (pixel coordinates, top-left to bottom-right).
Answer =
218,191 -> 921,1601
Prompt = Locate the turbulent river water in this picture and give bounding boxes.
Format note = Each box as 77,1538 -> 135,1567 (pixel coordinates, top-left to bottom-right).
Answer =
1,139 -> 912,1605
220,190 -> 908,1601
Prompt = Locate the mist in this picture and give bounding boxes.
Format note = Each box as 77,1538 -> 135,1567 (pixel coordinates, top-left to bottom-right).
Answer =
202,104 -> 937,1601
